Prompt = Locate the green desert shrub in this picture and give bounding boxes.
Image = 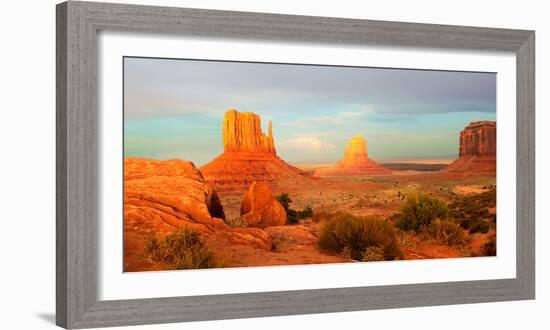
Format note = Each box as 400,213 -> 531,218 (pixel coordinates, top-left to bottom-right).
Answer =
449,187 -> 497,230
276,193 -> 314,224
397,192 -> 449,232
361,246 -> 385,262
318,212 -> 403,261
144,228 -> 218,269
468,219 -> 491,234
298,205 -> 314,219
276,193 -> 292,210
424,219 -> 466,246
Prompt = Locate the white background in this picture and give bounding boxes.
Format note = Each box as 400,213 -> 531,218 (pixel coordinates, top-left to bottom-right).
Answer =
0,0 -> 548,329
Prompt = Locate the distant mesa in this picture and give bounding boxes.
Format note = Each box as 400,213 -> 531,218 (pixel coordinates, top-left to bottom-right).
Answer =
314,135 -> 391,176
200,109 -> 316,189
444,121 -> 496,174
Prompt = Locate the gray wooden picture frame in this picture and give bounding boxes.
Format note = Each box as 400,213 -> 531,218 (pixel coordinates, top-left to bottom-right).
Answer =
56,1 -> 535,328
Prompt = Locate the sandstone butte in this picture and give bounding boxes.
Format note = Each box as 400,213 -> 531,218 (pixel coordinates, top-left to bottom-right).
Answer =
200,109 -> 317,189
123,157 -> 273,271
445,121 -> 496,174
313,135 -> 391,177
240,181 -> 287,228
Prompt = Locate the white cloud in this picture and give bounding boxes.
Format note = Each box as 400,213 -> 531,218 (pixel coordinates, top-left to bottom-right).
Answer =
284,108 -> 371,128
282,137 -> 336,151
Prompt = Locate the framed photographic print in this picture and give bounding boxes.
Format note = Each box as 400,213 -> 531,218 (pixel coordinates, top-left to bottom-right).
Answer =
56,1 -> 535,328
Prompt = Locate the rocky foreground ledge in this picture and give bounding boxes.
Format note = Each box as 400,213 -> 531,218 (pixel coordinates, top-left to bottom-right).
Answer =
123,157 -> 343,271
123,158 -> 275,271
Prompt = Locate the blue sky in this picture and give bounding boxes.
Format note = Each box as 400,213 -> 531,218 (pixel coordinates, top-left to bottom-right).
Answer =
124,57 -> 496,166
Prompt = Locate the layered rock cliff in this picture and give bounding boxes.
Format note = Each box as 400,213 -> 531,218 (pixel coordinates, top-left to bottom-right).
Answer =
200,109 -> 316,189
314,135 -> 390,176
459,121 -> 496,157
223,109 -> 276,154
123,157 -> 274,271
445,121 -> 496,174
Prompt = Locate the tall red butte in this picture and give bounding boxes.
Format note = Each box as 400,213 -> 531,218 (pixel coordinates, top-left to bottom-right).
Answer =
445,120 -> 496,174
200,109 -> 315,189
314,135 -> 390,176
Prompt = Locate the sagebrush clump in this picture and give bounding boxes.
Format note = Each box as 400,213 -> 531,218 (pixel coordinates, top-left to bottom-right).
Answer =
144,228 -> 219,269
397,192 -> 449,232
318,212 -> 403,261
424,218 -> 466,246
449,187 -> 496,234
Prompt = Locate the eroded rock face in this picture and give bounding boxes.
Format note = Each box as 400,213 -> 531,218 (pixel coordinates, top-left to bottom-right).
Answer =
459,121 -> 496,157
445,121 -> 496,174
223,109 -> 276,154
123,158 -> 275,271
314,135 -> 390,176
240,181 -> 287,227
201,109 -> 317,189
124,158 -> 225,231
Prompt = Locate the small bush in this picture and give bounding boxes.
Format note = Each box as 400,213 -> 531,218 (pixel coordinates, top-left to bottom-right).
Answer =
286,209 -> 299,224
362,246 -> 385,262
398,192 -> 449,232
319,212 -> 403,261
276,193 -> 314,225
468,220 -> 491,234
144,228 -> 218,269
483,236 -> 497,256
424,219 -> 466,246
298,205 -> 313,219
449,187 -> 497,231
276,193 -> 292,211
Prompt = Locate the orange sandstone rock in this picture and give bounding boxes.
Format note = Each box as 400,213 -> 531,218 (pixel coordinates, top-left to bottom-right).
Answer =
124,158 -> 225,230
201,109 -> 317,189
223,109 -> 276,154
123,158 -> 276,272
445,121 -> 496,174
240,181 -> 287,227
314,135 -> 390,176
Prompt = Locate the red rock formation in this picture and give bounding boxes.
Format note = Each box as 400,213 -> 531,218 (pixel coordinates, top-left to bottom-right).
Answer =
240,181 -> 287,228
124,158 -> 225,230
314,135 -> 390,176
123,158 -> 274,271
200,109 -> 317,189
445,121 -> 496,174
223,109 -> 276,154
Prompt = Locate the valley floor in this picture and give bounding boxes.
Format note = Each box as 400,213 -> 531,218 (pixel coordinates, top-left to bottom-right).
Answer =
124,170 -> 497,271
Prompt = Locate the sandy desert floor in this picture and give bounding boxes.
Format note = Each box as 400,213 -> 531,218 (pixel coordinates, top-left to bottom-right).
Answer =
214,170 -> 496,266
123,167 -> 497,271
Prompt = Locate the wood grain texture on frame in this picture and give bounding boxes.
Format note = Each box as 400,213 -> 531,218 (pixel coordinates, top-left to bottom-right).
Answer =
56,1 -> 535,328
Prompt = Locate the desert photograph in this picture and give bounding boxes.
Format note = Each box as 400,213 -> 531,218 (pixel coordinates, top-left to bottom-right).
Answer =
123,57 -> 497,272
